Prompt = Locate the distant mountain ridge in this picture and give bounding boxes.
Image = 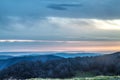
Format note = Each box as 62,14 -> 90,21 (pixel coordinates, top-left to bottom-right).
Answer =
0,55 -> 13,60
0,52 -> 103,58
0,52 -> 119,79
0,55 -> 64,70
54,52 -> 102,58
0,52 -> 103,70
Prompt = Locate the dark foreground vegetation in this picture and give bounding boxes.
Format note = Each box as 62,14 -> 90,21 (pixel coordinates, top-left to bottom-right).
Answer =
0,52 -> 120,79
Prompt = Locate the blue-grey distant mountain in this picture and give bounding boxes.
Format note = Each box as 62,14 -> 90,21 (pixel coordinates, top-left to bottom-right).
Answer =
54,53 -> 103,58
0,55 -> 64,70
0,55 -> 13,60
0,52 -> 119,79
0,52 -> 103,58
0,52 -> 41,56
0,52 -> 103,70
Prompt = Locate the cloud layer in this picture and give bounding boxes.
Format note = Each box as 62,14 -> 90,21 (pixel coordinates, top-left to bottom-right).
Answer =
0,0 -> 120,52
0,16 -> 120,41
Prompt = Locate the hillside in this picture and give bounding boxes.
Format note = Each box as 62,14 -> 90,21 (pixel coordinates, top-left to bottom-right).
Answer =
0,55 -> 64,70
0,52 -> 101,70
0,52 -> 120,79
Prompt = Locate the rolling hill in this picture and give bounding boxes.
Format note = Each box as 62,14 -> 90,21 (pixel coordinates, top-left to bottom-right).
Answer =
0,55 -> 64,70
0,52 -> 119,79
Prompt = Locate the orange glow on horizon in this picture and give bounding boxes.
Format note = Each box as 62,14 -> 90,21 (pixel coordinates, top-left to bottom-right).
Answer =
1,41 -> 120,52
41,46 -> 120,52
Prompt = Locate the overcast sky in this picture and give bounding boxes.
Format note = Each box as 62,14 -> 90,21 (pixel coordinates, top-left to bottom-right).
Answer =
0,0 -> 120,52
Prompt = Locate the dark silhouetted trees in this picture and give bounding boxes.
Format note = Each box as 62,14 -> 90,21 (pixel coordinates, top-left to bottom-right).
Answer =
0,52 -> 120,79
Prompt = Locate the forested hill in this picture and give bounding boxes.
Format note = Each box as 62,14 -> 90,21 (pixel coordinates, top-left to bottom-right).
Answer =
0,52 -> 120,79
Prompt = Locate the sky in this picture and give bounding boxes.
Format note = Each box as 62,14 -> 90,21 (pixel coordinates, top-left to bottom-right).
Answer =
0,0 -> 120,53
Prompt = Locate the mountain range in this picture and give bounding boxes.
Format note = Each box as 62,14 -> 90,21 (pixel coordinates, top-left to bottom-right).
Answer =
0,52 -> 102,70
0,52 -> 119,79
0,55 -> 64,70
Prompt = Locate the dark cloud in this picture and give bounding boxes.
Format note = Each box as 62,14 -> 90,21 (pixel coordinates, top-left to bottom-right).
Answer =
47,3 -> 82,10
0,0 -> 120,19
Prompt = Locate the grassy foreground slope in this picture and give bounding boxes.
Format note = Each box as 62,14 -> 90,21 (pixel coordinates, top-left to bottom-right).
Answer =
29,76 -> 120,80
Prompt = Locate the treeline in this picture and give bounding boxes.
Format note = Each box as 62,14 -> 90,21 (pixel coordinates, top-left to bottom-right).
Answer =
0,52 -> 120,79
